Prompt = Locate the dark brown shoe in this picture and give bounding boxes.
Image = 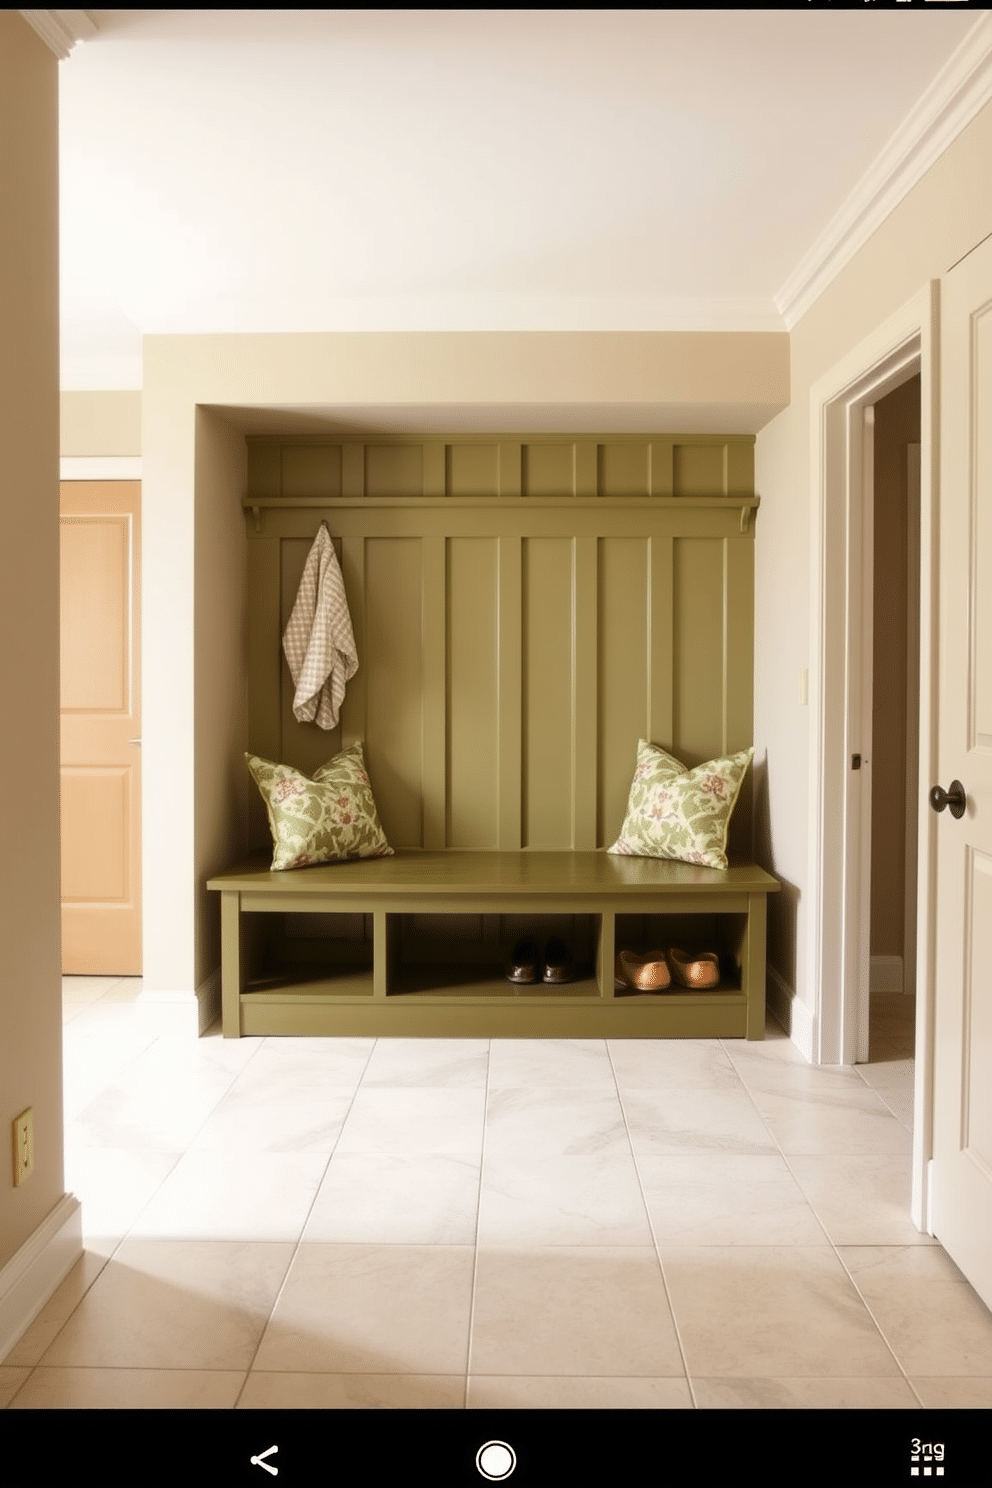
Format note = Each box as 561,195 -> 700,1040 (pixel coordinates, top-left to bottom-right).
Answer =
543,937 -> 574,984
505,935 -> 539,984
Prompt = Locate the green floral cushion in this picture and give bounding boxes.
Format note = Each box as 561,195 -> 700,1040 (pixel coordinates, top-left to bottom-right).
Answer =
246,741 -> 393,871
608,740 -> 753,870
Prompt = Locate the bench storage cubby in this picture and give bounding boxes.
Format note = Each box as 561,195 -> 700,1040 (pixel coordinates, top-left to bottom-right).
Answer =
208,849 -> 779,1039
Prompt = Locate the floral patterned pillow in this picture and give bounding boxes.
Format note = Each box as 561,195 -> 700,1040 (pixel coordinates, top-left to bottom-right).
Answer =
608,740 -> 753,870
246,741 -> 393,871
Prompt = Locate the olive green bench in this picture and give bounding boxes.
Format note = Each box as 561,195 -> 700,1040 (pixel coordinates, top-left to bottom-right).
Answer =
207,849 -> 779,1040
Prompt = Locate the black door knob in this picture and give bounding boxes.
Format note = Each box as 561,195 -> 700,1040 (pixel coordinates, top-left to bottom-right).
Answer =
929,780 -> 966,819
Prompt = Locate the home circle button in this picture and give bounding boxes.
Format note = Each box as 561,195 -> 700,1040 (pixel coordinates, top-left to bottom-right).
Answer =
476,1440 -> 517,1480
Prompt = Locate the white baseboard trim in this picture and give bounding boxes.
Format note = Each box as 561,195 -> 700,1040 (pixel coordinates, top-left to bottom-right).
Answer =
870,954 -> 905,994
60,457 -> 142,481
136,969 -> 221,1037
766,963 -> 816,1063
0,1194 -> 83,1364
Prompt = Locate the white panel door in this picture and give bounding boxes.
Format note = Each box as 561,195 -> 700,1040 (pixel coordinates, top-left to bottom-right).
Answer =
930,236 -> 992,1309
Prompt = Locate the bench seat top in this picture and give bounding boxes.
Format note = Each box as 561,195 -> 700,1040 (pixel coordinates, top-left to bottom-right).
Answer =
208,849 -> 780,899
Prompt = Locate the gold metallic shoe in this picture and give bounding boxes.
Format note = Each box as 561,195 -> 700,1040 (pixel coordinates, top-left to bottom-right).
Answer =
667,947 -> 721,989
614,948 -> 671,993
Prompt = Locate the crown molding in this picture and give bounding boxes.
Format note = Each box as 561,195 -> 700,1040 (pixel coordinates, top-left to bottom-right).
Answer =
19,9 -> 97,60
776,13 -> 992,330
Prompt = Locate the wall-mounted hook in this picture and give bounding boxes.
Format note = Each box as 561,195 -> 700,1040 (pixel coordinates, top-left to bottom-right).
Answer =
740,505 -> 751,533
250,505 -> 263,534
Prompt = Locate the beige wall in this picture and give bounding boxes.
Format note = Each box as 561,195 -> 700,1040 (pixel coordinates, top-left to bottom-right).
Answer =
0,16 -> 65,1267
60,390 -> 141,457
871,376 -> 920,962
754,97 -> 992,1037
141,331 -> 786,999
193,408 -> 249,986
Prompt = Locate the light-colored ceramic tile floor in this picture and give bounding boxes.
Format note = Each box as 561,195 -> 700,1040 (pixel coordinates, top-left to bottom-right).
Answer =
6,981 -> 992,1409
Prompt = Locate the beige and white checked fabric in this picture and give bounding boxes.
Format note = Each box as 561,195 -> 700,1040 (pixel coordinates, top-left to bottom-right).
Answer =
282,524 -> 358,729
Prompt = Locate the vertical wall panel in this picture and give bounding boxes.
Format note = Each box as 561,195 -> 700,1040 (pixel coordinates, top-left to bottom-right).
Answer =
647,535 -> 675,750
672,537 -> 726,764
365,444 -> 423,498
339,534 -> 367,751
598,442 -> 650,497
497,536 -> 523,848
673,443 -> 725,497
246,536 -> 282,846
244,432 -> 757,876
422,537 -> 447,848
573,537 -> 598,848
649,442 -> 674,497
522,537 -> 574,847
447,538 -> 499,847
724,535 -> 754,855
522,443 -> 575,497
281,445 -> 342,498
365,538 -> 425,847
446,444 -> 500,498
598,537 -> 649,846
498,443 -> 522,498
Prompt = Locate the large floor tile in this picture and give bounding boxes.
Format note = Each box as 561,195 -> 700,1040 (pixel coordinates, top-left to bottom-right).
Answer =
128,1149 -> 328,1241
692,1376 -> 919,1408
909,1377 -> 992,1408
660,1246 -> 900,1378
840,1246 -> 992,1376
486,1039 -> 616,1091
638,1155 -> 827,1245
359,1037 -> 490,1087
484,1086 -> 628,1159
0,1368 -> 31,1408
334,1087 -> 487,1158
237,1372 -> 465,1409
36,1238 -> 294,1371
189,1086 -> 356,1154
252,1244 -> 475,1375
609,1038 -> 743,1092
466,1375 -> 693,1408
621,1087 -> 777,1157
303,1153 -> 481,1244
8,1366 -> 245,1409
857,1054 -> 915,1091
469,1248 -> 683,1377
787,1156 -> 936,1246
69,1063 -> 238,1151
749,1086 -> 912,1155
478,1152 -> 653,1247
222,1036 -> 374,1087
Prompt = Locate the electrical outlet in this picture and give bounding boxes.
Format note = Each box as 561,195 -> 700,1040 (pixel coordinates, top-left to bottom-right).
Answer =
13,1108 -> 34,1187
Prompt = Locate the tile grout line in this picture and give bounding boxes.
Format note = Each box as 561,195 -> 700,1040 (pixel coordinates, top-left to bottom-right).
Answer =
725,1027 -> 927,1401
605,1037 -> 698,1409
230,1031 -> 382,1409
462,1037 -> 493,1410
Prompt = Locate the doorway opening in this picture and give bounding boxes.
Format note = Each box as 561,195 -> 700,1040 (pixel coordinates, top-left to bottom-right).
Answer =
865,379 -> 921,1069
807,282 -> 938,1233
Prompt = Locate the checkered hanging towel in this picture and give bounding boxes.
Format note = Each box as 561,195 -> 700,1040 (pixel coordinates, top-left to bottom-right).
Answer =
282,523 -> 358,729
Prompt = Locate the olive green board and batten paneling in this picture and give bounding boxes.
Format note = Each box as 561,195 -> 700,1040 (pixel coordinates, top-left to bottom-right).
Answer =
245,433 -> 756,860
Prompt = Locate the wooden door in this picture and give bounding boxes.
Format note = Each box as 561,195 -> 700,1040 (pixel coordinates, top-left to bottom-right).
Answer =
59,482 -> 141,973
930,237 -> 992,1309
